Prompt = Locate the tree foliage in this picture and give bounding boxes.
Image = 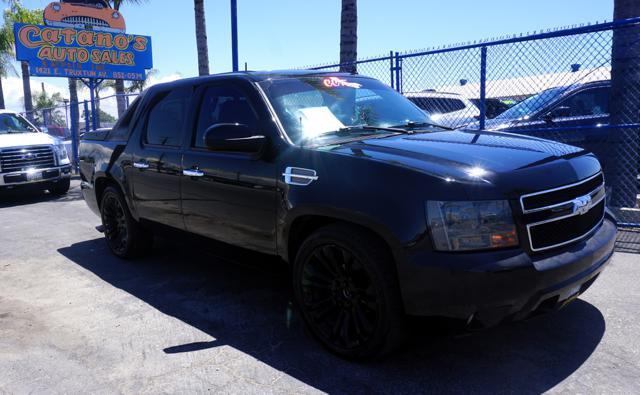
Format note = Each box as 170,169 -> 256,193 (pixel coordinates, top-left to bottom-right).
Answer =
33,87 -> 66,126
2,1 -> 43,36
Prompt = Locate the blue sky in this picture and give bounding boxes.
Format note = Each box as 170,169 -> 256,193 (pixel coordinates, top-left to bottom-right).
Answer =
7,0 -> 613,109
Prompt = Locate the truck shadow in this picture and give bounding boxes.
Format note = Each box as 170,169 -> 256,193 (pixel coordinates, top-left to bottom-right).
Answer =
0,180 -> 82,208
58,237 -> 605,394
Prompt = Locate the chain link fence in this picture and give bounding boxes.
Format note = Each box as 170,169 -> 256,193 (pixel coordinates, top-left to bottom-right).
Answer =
21,92 -> 140,168
305,17 -> 640,228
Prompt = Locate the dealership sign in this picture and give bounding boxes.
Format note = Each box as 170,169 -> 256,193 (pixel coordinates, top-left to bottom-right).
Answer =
13,23 -> 152,80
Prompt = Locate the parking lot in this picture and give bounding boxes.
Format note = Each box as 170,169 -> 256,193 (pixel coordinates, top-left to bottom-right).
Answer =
1,179 -> 639,394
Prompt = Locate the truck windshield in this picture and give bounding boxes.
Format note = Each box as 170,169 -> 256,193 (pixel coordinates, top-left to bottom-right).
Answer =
258,76 -> 435,144
0,113 -> 38,134
494,86 -> 566,121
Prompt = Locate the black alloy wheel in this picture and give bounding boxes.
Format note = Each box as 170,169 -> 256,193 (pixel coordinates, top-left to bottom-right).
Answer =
102,192 -> 129,256
293,224 -> 405,359
301,244 -> 381,350
100,186 -> 152,259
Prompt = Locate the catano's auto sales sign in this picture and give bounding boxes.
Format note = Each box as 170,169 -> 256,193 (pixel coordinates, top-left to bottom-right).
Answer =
13,23 -> 153,80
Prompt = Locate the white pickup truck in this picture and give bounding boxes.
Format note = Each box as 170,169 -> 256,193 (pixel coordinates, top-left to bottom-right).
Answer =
0,110 -> 71,195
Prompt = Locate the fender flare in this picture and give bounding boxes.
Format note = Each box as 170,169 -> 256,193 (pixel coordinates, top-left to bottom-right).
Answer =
278,204 -> 403,264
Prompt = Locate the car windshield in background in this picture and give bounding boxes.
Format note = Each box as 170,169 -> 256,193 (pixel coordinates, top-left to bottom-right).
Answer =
258,76 -> 435,144
0,113 -> 38,135
494,86 -> 566,121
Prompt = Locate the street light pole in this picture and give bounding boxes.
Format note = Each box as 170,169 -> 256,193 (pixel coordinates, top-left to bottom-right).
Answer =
231,0 -> 238,71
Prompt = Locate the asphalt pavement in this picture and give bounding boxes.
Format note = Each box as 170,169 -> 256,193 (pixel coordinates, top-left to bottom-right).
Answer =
1,180 -> 639,394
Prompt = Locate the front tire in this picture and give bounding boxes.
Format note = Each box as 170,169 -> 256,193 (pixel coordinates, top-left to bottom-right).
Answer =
48,178 -> 70,195
293,224 -> 406,359
100,186 -> 152,259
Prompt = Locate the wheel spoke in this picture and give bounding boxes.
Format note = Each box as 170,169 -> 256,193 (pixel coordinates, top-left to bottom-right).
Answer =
300,242 -> 381,351
353,302 -> 375,333
303,265 -> 333,287
324,245 -> 347,276
331,309 -> 348,342
313,249 -> 340,278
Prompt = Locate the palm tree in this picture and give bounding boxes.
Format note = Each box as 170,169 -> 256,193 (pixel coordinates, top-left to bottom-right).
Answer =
79,79 -> 111,128
2,1 -> 43,118
339,0 -> 357,74
194,0 -> 210,76
109,0 -> 146,117
33,83 -> 65,126
126,68 -> 157,93
101,79 -> 127,118
68,78 -> 80,135
609,0 -> 640,208
0,26 -> 16,109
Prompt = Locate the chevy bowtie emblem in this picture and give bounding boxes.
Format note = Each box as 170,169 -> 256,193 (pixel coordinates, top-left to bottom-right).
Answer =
572,194 -> 592,215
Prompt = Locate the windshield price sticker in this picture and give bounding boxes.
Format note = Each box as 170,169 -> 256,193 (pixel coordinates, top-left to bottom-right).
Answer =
323,77 -> 362,89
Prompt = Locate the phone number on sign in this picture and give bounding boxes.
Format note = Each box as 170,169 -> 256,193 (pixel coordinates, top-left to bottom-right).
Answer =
111,72 -> 145,80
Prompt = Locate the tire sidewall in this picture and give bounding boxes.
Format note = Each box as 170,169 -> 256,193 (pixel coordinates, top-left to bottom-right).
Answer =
49,178 -> 70,195
292,226 -> 402,359
100,187 -> 134,258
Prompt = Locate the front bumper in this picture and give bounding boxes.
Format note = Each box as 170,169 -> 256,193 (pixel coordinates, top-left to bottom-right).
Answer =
398,218 -> 616,327
0,165 -> 72,187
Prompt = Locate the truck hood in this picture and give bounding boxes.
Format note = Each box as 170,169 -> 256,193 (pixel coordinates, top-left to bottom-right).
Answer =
463,118 -> 522,131
0,132 -> 57,149
326,130 -> 598,195
480,117 -> 528,131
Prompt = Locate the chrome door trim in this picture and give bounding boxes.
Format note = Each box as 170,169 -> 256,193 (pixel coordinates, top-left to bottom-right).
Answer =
183,168 -> 204,177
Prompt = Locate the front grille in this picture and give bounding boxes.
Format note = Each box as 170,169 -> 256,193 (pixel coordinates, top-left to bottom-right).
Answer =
521,172 -> 604,212
62,16 -> 109,27
520,172 -> 606,252
529,200 -> 605,251
0,146 -> 56,173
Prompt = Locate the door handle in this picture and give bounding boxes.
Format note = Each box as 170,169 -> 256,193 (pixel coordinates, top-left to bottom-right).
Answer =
183,168 -> 204,177
133,160 -> 149,169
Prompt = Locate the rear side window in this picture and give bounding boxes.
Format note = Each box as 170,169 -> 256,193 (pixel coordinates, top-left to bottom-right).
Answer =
107,97 -> 141,141
193,85 -> 258,148
145,88 -> 191,147
409,97 -> 466,114
555,87 -> 609,117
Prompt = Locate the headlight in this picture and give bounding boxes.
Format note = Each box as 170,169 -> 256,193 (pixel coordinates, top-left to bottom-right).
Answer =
112,11 -> 120,19
53,143 -> 70,165
52,3 -> 61,11
427,200 -> 518,251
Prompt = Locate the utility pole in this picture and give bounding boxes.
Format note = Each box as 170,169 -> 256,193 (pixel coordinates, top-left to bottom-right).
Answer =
231,0 -> 239,71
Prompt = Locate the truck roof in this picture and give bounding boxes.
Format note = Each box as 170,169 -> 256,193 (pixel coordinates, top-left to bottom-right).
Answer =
151,70 -> 368,91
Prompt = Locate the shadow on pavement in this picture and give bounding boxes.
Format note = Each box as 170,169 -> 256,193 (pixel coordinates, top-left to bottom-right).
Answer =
616,228 -> 640,254
58,237 -> 606,394
0,181 -> 82,209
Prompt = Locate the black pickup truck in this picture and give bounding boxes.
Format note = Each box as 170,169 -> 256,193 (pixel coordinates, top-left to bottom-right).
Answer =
79,71 -> 616,359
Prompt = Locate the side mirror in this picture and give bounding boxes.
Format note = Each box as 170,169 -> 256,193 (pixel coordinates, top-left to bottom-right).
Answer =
543,106 -> 571,122
204,123 -> 267,155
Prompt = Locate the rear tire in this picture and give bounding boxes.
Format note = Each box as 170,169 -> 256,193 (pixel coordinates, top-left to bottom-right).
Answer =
100,186 -> 153,259
292,224 -> 406,360
48,178 -> 70,195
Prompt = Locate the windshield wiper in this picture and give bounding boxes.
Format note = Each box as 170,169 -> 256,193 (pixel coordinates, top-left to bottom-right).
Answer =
301,124 -> 414,147
389,121 -> 453,131
337,124 -> 413,134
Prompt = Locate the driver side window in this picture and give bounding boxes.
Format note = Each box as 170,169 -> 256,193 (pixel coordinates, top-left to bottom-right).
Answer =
554,87 -> 609,117
193,86 -> 258,148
